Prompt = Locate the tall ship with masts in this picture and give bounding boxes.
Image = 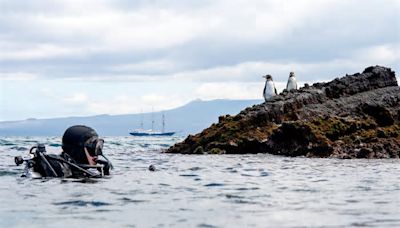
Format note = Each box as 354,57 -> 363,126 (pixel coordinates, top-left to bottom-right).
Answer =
129,112 -> 176,136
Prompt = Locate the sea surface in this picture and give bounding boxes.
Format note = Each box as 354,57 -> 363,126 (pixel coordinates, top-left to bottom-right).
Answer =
0,136 -> 399,227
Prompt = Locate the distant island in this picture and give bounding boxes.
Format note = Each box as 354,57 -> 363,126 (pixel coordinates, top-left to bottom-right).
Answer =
167,66 -> 400,158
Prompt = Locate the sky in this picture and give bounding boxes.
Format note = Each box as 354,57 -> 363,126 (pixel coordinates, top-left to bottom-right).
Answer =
0,0 -> 399,121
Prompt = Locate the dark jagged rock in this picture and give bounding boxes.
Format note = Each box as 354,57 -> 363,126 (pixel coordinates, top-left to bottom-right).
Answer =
167,66 -> 400,158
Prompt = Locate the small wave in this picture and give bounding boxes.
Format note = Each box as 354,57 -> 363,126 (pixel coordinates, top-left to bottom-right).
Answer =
61,178 -> 99,184
231,199 -> 260,205
140,143 -> 151,148
204,183 -> 225,187
236,187 -> 260,191
311,179 -> 328,182
225,194 -> 244,199
0,139 -> 15,146
188,167 -> 203,171
23,140 -> 40,143
224,167 -> 238,173
345,199 -> 359,203
157,143 -> 171,147
107,141 -> 122,146
243,168 -> 258,171
197,223 -> 217,228
0,170 -> 20,176
53,200 -> 111,207
292,188 -> 318,193
10,146 -> 28,151
119,197 -> 148,204
373,201 -> 389,204
48,143 -> 62,147
179,174 -> 199,177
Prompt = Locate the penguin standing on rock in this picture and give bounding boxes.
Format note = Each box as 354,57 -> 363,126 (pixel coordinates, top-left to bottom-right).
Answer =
263,74 -> 277,101
286,71 -> 297,91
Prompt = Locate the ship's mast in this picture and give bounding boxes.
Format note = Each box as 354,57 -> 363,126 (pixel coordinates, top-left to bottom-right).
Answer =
162,112 -> 165,133
140,109 -> 144,129
151,107 -> 154,131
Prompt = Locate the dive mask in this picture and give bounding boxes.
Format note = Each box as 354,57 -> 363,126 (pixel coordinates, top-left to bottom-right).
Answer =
84,137 -> 104,156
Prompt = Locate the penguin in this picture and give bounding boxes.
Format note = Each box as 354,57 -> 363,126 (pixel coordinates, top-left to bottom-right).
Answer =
286,71 -> 297,91
263,74 -> 277,101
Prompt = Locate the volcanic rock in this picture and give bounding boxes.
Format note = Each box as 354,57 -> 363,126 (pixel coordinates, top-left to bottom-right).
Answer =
167,66 -> 400,158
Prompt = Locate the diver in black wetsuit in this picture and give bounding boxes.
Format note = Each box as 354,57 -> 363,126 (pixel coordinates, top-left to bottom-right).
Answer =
15,125 -> 112,178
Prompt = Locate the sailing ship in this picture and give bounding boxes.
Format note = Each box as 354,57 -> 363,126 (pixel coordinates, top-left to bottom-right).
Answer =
129,112 -> 176,136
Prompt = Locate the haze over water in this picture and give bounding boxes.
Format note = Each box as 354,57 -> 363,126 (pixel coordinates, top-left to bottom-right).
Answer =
0,136 -> 399,227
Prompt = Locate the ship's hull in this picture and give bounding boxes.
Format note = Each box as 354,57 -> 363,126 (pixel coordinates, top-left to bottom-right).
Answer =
129,132 -> 175,136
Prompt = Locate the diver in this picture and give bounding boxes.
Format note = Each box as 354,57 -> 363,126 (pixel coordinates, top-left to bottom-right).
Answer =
14,125 -> 112,178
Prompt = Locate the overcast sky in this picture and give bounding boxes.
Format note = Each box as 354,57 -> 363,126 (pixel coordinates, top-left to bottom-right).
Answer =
1,0 -> 399,121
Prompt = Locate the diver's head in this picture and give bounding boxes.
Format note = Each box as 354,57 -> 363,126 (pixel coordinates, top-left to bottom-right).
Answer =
62,125 -> 104,165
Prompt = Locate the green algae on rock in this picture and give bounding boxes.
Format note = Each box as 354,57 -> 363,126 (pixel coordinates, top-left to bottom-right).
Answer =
167,66 -> 400,158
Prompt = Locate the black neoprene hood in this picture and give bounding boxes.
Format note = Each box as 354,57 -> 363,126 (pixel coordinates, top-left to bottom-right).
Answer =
62,125 -> 98,164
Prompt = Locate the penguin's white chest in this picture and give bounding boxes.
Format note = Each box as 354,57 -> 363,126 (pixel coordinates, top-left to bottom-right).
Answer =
264,81 -> 276,100
287,77 -> 297,91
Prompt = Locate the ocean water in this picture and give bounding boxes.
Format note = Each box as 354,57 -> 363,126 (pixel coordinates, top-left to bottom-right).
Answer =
0,136 -> 399,227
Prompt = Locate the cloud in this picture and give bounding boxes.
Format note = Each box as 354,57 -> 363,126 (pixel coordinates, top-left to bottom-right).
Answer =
63,93 -> 89,105
1,0 -> 398,80
0,0 -> 399,121
195,82 -> 266,100
0,72 -> 38,81
355,44 -> 400,63
81,93 -> 189,115
110,59 -> 180,75
0,43 -> 83,61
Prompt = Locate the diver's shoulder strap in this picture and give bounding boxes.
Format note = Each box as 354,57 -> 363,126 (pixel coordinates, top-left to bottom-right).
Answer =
34,153 -> 72,177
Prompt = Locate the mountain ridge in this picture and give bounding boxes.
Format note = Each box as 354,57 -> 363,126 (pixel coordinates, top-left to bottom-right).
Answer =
0,99 -> 262,136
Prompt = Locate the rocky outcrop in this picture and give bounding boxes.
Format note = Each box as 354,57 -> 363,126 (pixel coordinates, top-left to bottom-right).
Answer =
167,66 -> 400,158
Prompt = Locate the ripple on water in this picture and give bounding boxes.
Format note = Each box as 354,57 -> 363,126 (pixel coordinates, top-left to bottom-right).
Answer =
179,174 -> 199,177
243,168 -> 258,171
236,187 -> 260,191
0,170 -> 20,176
311,179 -> 328,182
197,223 -> 217,228
0,139 -> 15,146
53,200 -> 111,207
119,197 -> 149,204
224,167 -> 238,173
204,183 -> 225,187
48,143 -> 62,147
188,167 -> 203,171
241,173 -> 255,177
10,146 -> 28,151
230,199 -> 261,205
